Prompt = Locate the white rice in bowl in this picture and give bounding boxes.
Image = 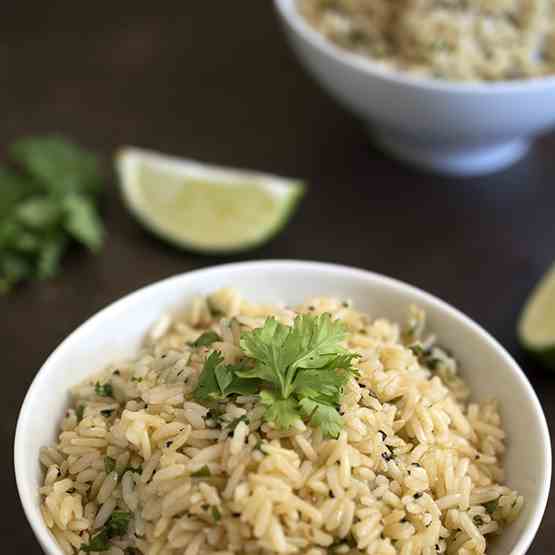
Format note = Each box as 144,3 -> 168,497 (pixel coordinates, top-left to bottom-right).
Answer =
39,289 -> 523,555
299,0 -> 555,81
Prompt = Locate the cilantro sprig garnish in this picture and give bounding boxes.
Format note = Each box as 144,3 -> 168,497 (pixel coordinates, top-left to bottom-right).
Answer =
193,313 -> 358,438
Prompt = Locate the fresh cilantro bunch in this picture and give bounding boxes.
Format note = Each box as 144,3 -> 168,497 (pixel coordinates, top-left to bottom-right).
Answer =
0,135 -> 104,292
193,313 -> 359,438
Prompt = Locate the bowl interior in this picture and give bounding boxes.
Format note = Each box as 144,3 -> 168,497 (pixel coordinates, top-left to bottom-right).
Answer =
274,0 -> 555,95
15,261 -> 550,555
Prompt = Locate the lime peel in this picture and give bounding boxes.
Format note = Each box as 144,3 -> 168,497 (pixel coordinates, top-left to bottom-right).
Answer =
116,148 -> 304,254
518,261 -> 555,369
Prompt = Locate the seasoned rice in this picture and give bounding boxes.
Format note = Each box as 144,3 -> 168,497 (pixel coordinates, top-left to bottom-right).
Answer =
39,289 -> 522,554
299,0 -> 555,81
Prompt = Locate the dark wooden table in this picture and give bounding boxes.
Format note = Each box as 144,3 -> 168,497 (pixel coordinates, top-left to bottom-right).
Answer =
2,2 -> 554,553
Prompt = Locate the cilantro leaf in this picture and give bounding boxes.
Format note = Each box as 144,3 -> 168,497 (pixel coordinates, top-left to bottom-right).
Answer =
0,252 -> 33,293
193,351 -> 225,401
62,193 -> 103,251
0,136 -> 105,293
189,331 -> 222,348
260,391 -> 301,430
191,465 -> 211,477
239,314 -> 350,398
320,352 -> 360,373
284,313 -> 349,371
15,197 -> 61,229
36,234 -> 68,279
292,366 -> 350,404
0,166 -> 39,220
485,499 -> 498,514
81,528 -> 110,552
222,375 -> 259,397
104,456 -> 116,474
11,135 -> 102,196
193,352 -> 259,401
238,318 -> 292,389
80,511 -> 131,552
299,398 -> 343,439
0,220 -> 30,250
193,313 -> 358,438
214,362 -> 234,393
75,405 -> 85,421
95,382 -> 113,397
225,415 -> 249,430
106,511 -> 131,536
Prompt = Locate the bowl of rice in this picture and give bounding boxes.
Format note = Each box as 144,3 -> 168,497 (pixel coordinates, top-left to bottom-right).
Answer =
15,260 -> 550,555
274,0 -> 555,176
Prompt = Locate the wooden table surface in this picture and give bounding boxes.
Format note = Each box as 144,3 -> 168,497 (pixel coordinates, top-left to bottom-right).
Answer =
2,2 -> 554,553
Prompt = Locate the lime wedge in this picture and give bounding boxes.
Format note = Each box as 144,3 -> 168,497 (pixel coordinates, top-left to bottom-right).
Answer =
116,148 -> 304,254
518,261 -> 555,368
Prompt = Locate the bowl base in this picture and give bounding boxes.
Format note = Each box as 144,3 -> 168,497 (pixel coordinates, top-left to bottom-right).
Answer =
372,132 -> 530,177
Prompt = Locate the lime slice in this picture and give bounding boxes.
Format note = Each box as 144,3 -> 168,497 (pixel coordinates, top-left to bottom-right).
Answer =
116,148 -> 304,254
518,261 -> 555,368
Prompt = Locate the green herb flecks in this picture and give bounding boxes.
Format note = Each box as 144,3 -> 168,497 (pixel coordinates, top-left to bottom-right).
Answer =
120,465 -> 142,478
80,511 -> 131,552
431,38 -> 450,51
104,457 -> 116,474
485,499 -> 498,514
192,313 -> 359,438
211,506 -> 222,522
206,407 -> 226,428
225,415 -> 250,431
80,528 -> 111,552
75,405 -> 85,422
0,136 -> 104,293
206,297 -> 225,318
95,382 -> 113,397
104,456 -> 141,480
189,331 -> 222,349
410,344 -> 442,371
191,465 -> 211,478
106,511 -> 131,537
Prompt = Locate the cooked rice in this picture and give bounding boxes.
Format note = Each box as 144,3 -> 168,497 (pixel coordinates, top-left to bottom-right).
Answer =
299,0 -> 555,81
39,288 -> 522,554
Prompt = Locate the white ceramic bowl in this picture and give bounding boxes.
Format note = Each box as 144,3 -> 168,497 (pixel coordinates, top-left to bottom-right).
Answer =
274,0 -> 555,176
15,261 -> 551,554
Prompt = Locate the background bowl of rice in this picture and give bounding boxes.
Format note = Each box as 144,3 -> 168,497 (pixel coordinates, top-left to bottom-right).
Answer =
273,0 -> 555,177
15,260 -> 551,554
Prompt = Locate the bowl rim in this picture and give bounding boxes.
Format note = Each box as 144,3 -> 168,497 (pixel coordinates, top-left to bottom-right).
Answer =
15,259 -> 552,555
273,0 -> 555,96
